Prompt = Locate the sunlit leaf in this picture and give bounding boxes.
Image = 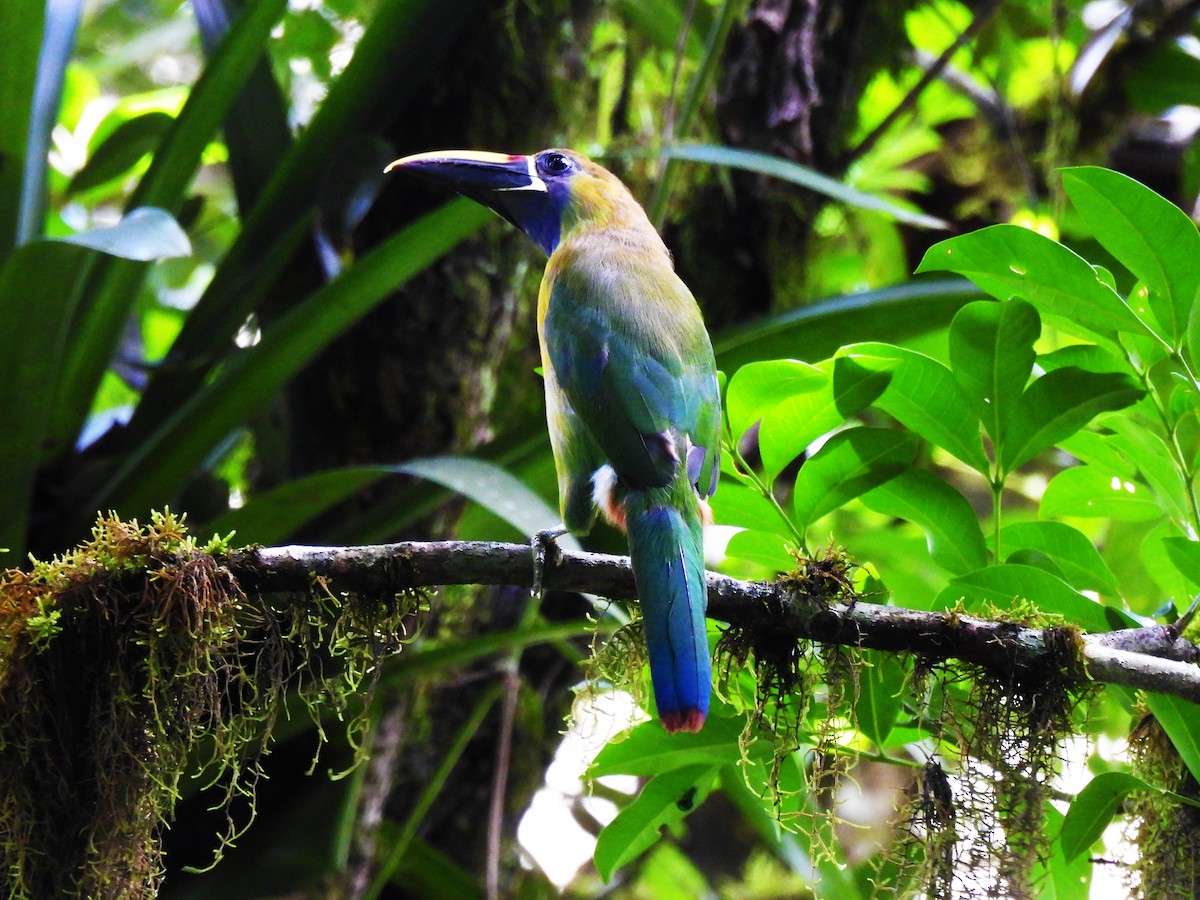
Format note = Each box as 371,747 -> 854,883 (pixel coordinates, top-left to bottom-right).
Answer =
758,356 -> 893,481
999,521 -> 1120,595
948,299 -> 1038,452
1060,771 -> 1147,862
590,716 -> 744,777
792,427 -> 916,531
1002,368 -> 1142,473
1062,166 -> 1200,347
594,764 -> 720,883
861,469 -> 988,575
58,207 -> 191,261
664,143 -> 950,230
844,341 -> 989,473
1040,466 -> 1162,522
917,224 -> 1148,339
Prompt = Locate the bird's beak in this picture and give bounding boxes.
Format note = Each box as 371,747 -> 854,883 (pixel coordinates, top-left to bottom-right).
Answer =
386,149 -> 560,255
385,150 -> 546,196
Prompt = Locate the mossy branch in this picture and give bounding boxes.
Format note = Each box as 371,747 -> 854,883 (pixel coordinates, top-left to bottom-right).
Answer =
225,539 -> 1200,703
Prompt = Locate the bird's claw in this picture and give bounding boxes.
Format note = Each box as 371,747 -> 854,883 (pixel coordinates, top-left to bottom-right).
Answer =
531,526 -> 568,598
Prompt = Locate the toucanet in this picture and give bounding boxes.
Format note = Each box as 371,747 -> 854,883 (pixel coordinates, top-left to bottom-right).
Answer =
387,149 -> 721,732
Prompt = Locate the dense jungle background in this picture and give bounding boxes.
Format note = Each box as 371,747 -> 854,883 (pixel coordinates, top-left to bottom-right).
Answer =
7,0 -> 1200,897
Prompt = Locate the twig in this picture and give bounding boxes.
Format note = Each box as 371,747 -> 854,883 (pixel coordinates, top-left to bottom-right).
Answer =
223,540 -> 1200,705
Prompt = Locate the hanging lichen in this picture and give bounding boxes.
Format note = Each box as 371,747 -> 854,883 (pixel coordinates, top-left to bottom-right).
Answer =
0,511 -> 419,899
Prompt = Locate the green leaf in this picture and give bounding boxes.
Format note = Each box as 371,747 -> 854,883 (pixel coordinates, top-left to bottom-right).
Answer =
0,242 -> 92,563
843,342 -> 988,473
948,299 -> 1039,451
1145,692 -> 1200,783
860,469 -> 988,575
57,207 -> 191,261
722,529 -> 797,571
1060,771 -> 1147,862
593,764 -> 720,883
758,356 -> 893,481
67,112 -> 175,195
1106,417 -> 1191,527
0,1 -> 44,257
1057,431 -> 1136,478
1040,466 -> 1162,522
1041,803 -> 1093,899
1002,368 -> 1142,472
397,456 -> 574,545
725,359 -> 828,442
708,482 -> 787,535
82,199 -> 491,521
664,143 -> 950,230
792,427 -> 917,531
855,650 -> 905,748
1162,537 -> 1200,589
917,224 -> 1148,339
999,522 -> 1120,595
1062,166 -> 1200,347
590,716 -> 744,777
940,564 -> 1109,632
0,0 -> 83,253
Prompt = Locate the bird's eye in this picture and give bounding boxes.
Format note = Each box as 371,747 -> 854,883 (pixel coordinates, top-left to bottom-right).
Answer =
540,152 -> 572,175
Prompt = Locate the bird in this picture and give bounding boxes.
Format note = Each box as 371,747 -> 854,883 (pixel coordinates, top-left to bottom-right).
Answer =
386,148 -> 721,733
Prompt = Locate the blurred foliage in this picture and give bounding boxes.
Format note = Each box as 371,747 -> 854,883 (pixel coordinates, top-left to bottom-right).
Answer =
5,0 -> 1200,897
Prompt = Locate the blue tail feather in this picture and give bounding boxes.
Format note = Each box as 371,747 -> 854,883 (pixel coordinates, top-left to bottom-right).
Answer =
624,489 -> 710,733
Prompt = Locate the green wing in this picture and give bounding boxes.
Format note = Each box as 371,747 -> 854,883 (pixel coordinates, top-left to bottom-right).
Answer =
543,252 -> 720,497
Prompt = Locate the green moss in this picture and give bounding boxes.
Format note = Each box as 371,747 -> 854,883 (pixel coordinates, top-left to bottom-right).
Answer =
0,512 -> 417,898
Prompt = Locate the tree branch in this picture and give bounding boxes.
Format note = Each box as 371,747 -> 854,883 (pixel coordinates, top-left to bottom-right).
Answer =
223,540 -> 1200,704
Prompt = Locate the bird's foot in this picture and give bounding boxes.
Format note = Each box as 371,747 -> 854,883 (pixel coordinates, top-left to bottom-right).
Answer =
531,526 -> 569,598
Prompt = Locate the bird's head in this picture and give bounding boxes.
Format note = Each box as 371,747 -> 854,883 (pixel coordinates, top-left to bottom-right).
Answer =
385,148 -> 647,256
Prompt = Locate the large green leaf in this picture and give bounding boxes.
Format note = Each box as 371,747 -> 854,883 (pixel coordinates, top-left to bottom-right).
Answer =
1061,771 -> 1148,863
82,199 -> 491,521
663,143 -> 950,230
725,359 -> 828,442
590,716 -> 744,778
845,341 -> 989,473
948,299 -> 1039,452
917,224 -> 1149,339
16,0 -> 83,247
758,356 -> 893,481
1062,166 -> 1200,347
1145,692 -> 1200,783
0,243 -> 93,563
397,456 -> 575,546
1002,368 -> 1142,473
860,468 -> 988,575
939,564 -> 1109,632
854,649 -> 905,748
1040,466 -> 1162,522
1106,417 -> 1192,527
1039,803 -> 1093,899
593,764 -> 720,883
792,427 -> 917,531
0,1 -> 44,258
999,522 -> 1120,595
